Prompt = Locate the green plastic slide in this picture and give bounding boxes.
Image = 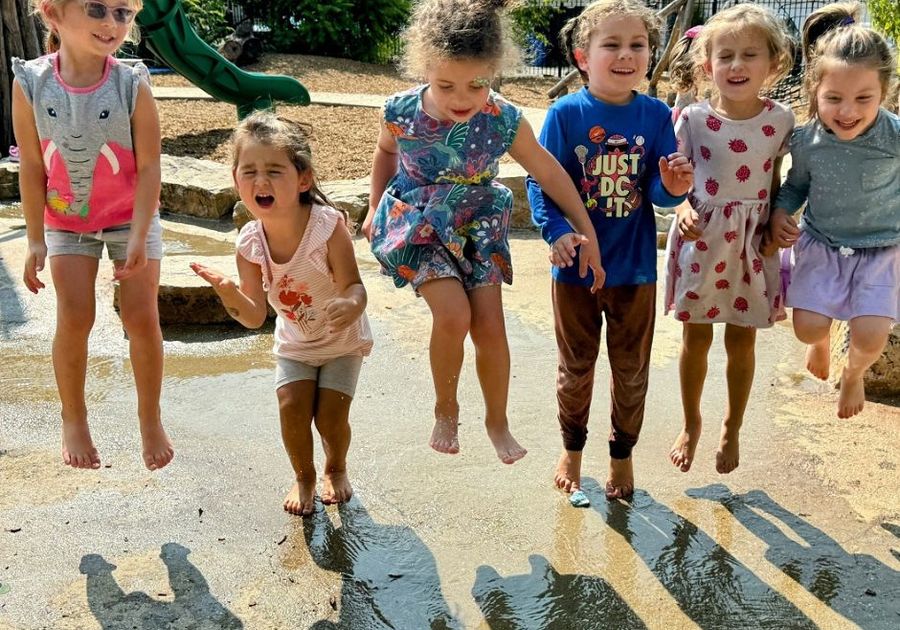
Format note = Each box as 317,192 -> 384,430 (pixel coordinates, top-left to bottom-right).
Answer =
137,1 -> 309,118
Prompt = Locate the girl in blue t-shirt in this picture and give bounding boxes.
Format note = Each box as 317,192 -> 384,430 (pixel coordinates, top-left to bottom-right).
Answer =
528,0 -> 693,504
361,0 -> 603,465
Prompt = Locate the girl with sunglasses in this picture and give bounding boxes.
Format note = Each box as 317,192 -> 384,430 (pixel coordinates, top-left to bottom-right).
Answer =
11,0 -> 173,471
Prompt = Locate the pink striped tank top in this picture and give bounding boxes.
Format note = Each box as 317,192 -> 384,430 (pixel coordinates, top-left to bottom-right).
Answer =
236,204 -> 373,366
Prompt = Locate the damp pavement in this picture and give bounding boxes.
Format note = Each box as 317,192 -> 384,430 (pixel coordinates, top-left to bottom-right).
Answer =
0,205 -> 898,629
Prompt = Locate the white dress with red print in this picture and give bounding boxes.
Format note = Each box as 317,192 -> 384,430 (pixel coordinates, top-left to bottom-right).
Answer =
663,99 -> 794,328
236,204 -> 373,366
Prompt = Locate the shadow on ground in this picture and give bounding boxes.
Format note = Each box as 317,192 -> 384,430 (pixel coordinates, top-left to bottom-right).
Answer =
80,543 -> 242,629
290,499 -> 459,629
688,483 -> 900,627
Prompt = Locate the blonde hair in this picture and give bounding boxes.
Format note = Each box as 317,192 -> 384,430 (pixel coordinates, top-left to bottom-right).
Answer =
32,0 -> 143,53
668,29 -> 700,93
802,2 -> 897,118
560,0 -> 662,83
231,111 -> 345,223
399,0 -> 522,78
685,3 -> 794,93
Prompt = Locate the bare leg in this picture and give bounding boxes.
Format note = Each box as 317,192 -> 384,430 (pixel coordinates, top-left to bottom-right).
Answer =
555,450 -> 582,492
314,388 -> 354,504
118,259 -> 173,471
717,324 -> 757,474
418,279 -> 470,455
838,316 -> 892,419
468,286 -> 526,464
670,323 -> 712,472
49,255 -> 101,469
277,380 -> 317,516
793,309 -> 832,380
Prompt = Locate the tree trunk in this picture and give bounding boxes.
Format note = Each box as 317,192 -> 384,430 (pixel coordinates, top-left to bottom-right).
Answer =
1,0 -> 43,158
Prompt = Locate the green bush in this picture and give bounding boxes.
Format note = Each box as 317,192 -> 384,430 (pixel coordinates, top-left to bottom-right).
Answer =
182,0 -> 230,45
243,0 -> 410,63
868,0 -> 900,42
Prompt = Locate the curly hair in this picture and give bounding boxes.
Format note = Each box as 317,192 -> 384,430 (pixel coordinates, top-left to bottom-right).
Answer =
802,2 -> 897,119
232,111 -> 342,221
32,0 -> 144,53
400,0 -> 522,78
560,0 -> 662,83
685,3 -> 794,94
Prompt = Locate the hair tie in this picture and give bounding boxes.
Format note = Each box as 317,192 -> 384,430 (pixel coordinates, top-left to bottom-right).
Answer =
839,15 -> 855,26
684,26 -> 702,39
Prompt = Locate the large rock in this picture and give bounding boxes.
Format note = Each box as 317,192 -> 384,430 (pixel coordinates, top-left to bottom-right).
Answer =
830,322 -> 900,395
160,154 -> 238,220
0,160 -> 19,199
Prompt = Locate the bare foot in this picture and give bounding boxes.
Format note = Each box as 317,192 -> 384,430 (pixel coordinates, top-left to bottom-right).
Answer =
605,457 -> 634,500
837,369 -> 865,419
716,426 -> 740,474
321,470 -> 353,504
284,477 -> 317,516
140,421 -> 174,471
62,420 -> 101,470
806,339 -> 830,380
486,419 -> 527,464
430,401 -> 460,454
554,450 -> 582,492
669,421 -> 702,472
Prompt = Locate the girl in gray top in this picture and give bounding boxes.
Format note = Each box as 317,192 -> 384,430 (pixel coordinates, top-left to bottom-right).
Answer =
770,2 -> 899,420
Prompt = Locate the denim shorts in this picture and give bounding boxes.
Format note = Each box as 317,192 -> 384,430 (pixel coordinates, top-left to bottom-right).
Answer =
274,355 -> 364,398
45,214 -> 164,260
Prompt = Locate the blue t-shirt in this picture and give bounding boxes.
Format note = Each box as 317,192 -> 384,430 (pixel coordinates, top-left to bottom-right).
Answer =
527,88 -> 685,287
775,108 -> 900,249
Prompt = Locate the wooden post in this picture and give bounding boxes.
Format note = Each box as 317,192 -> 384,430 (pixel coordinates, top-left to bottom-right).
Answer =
1,0 -> 42,157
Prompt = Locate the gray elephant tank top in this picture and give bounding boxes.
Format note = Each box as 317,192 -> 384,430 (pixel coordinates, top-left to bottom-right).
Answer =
12,54 -> 148,232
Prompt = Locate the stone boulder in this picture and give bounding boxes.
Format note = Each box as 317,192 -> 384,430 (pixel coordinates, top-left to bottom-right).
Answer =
232,201 -> 254,231
160,155 -> 237,220
829,322 -> 900,395
0,160 -> 19,199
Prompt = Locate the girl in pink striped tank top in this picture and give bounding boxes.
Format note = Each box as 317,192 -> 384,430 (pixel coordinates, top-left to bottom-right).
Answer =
192,112 -> 372,517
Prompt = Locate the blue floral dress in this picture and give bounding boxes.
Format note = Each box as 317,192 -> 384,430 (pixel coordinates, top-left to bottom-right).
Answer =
370,85 -> 523,289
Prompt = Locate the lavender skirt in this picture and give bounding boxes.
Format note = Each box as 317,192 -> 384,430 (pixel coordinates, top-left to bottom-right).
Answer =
784,231 -> 900,321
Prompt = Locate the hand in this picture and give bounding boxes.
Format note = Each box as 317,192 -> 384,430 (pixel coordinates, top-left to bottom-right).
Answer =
676,205 -> 703,241
114,236 -> 148,281
24,240 -> 47,294
323,296 -> 362,332
550,233 -> 605,293
189,262 -> 237,296
361,209 -> 376,242
759,230 -> 779,257
769,211 -> 800,248
659,152 -> 694,197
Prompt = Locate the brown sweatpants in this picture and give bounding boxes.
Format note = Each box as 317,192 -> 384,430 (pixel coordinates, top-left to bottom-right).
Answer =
552,281 -> 655,459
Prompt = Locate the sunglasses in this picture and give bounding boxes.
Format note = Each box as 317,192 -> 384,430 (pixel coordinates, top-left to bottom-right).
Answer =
81,1 -> 136,24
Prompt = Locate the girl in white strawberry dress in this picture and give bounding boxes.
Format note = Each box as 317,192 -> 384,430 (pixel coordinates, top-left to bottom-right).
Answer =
662,4 -> 795,475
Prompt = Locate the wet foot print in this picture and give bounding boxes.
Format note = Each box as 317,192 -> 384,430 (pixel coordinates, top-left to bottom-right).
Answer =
837,369 -> 865,419
806,339 -> 830,380
554,450 -> 583,492
605,457 -> 634,500
430,401 -> 460,454
716,426 -> 740,474
669,422 -> 702,472
284,478 -> 317,516
321,470 -> 353,504
62,420 -> 101,470
486,420 -> 527,464
140,421 -> 174,471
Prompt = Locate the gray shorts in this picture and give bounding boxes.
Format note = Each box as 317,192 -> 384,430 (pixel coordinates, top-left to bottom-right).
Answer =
274,355 -> 364,398
45,214 -> 164,260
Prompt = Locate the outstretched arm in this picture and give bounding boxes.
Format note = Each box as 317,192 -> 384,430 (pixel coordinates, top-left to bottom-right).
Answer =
190,254 -> 269,328
511,117 -> 605,292
12,80 -> 48,294
362,122 -> 399,241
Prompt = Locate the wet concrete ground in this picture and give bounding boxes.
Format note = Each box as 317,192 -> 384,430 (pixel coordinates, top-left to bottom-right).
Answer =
1,206 -> 898,629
